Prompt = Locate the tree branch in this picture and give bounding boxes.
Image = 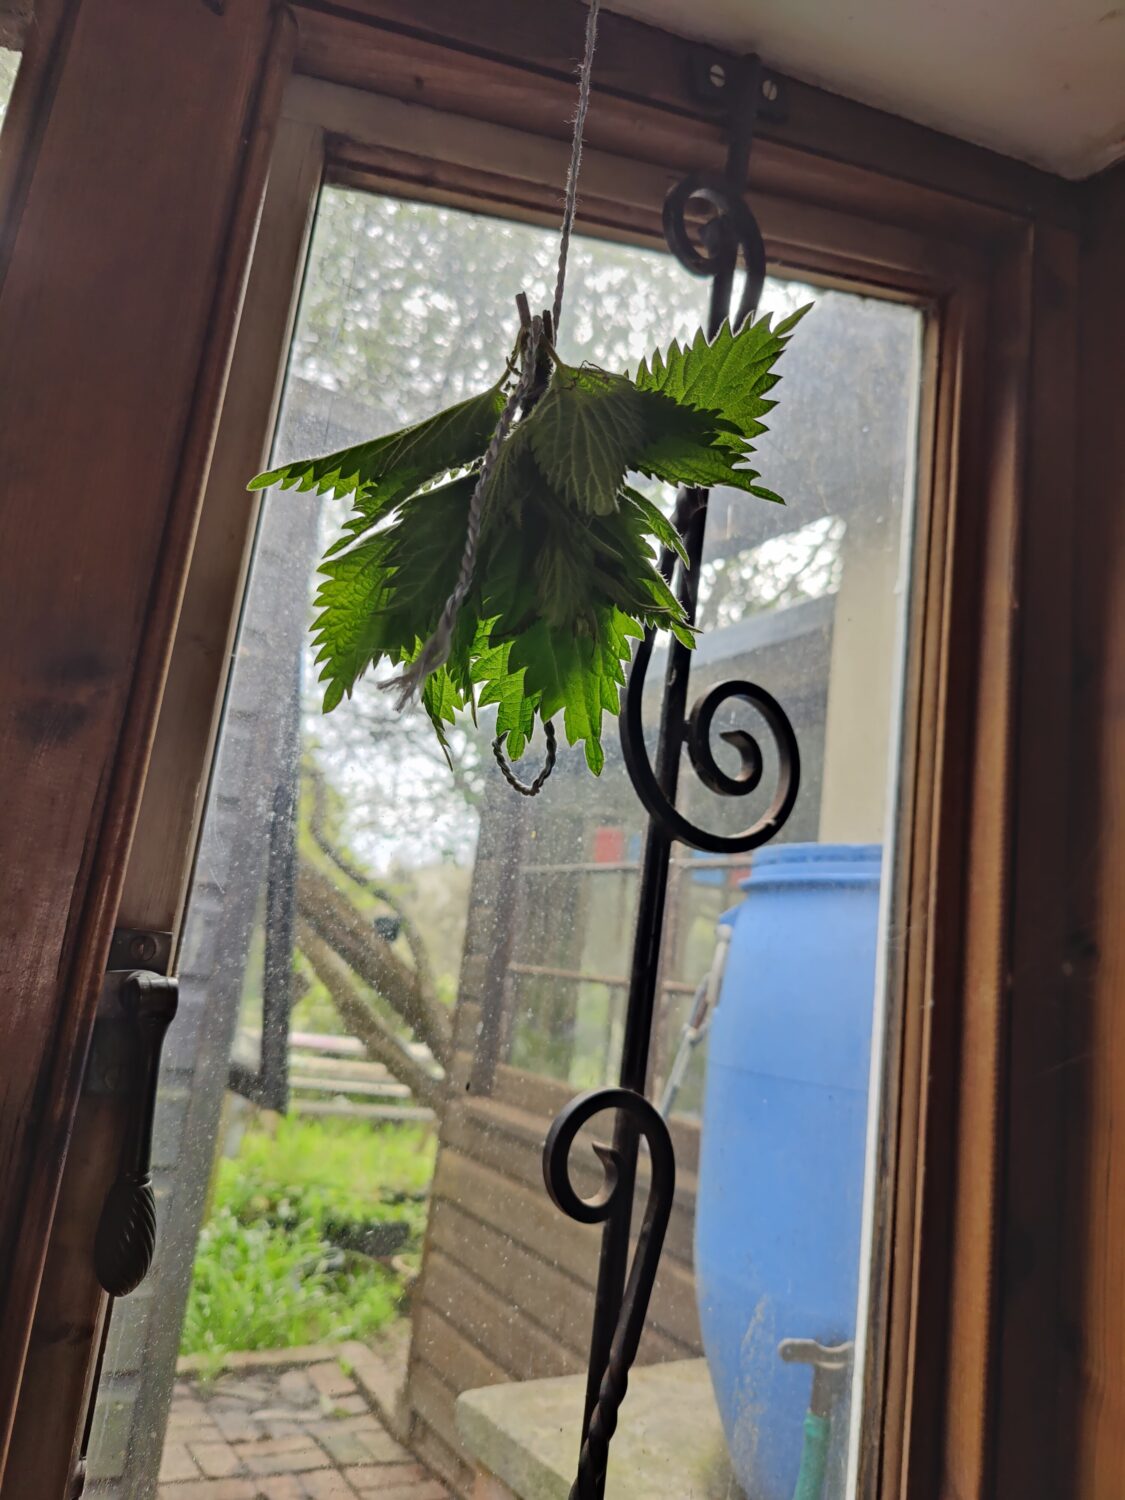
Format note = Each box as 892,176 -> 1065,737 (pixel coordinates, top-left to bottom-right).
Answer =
296,858 -> 452,1068
298,921 -> 445,1113
305,765 -> 438,1014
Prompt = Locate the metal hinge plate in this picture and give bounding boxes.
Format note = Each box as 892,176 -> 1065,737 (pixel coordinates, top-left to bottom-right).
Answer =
84,930 -> 174,1098
107,928 -> 173,975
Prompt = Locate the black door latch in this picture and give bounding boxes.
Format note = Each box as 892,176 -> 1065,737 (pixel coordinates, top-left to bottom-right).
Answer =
92,967 -> 179,1297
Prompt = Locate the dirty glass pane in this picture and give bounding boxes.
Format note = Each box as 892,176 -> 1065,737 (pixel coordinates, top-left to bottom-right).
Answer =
86,182 -> 921,1500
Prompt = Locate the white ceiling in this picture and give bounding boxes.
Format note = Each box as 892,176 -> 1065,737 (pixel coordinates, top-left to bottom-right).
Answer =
605,0 -> 1125,178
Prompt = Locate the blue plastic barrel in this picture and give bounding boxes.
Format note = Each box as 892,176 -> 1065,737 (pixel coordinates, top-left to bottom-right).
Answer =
694,843 -> 882,1500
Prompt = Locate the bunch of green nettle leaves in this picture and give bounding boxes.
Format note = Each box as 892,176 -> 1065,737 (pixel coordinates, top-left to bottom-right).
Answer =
250,306 -> 807,776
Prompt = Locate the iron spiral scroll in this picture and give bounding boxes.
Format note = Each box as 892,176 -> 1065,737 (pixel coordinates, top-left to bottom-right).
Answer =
543,1091 -> 675,1500
541,53 -> 801,1500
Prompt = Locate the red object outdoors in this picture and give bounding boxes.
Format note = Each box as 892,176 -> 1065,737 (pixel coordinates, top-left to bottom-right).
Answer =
593,826 -> 626,863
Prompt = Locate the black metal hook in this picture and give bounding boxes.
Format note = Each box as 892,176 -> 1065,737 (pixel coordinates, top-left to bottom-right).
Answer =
662,172 -> 766,328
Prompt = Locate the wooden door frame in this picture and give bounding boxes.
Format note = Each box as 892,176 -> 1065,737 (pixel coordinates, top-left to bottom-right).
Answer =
0,0 -> 292,1484
0,3 -> 1087,1496
3,104 -> 327,1498
1062,164 -> 1125,1500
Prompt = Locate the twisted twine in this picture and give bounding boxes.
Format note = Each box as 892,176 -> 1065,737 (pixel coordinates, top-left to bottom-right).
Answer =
552,0 -> 601,339
492,719 -> 558,796
387,0 -> 603,792
386,315 -> 543,709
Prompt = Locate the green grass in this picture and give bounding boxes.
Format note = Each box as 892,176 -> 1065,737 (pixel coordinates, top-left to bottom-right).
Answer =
225,1114 -> 435,1230
181,1117 -> 437,1368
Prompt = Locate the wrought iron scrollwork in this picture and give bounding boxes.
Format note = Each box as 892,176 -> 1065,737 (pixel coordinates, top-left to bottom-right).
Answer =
620,54 -> 800,858
621,623 -> 801,855
543,1090 -> 675,1500
662,171 -> 766,331
544,50 -> 800,1500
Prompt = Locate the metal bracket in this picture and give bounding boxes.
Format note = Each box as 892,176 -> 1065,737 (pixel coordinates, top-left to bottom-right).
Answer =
779,1338 -> 854,1420
108,927 -> 173,975
689,50 -> 787,124
85,930 -> 173,1098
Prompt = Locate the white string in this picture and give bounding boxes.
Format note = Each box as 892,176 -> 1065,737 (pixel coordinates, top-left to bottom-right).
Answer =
552,0 -> 602,338
387,0 -> 602,727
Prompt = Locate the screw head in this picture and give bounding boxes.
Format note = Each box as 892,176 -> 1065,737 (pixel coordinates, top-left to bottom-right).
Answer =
762,77 -> 780,103
129,934 -> 158,964
709,62 -> 727,90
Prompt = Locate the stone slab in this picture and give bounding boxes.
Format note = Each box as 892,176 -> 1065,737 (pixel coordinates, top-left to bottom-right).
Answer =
456,1359 -> 737,1500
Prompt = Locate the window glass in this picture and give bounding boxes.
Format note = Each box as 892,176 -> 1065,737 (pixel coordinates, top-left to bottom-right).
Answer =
87,184 -> 920,1500
0,46 -> 20,128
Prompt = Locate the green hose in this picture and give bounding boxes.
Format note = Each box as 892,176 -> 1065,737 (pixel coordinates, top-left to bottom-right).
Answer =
791,1411 -> 831,1500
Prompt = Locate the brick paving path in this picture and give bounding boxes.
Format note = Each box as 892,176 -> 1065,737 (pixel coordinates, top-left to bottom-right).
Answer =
159,1355 -> 449,1500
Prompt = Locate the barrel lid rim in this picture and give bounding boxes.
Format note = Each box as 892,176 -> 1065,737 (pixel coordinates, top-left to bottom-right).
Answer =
733,841 -> 882,894
749,841 -> 882,864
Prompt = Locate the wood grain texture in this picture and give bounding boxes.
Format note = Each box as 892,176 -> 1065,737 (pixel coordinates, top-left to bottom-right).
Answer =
0,0 -> 282,1477
990,220 -> 1081,1500
118,111 -> 324,935
410,1360 -> 489,1493
441,1098 -> 699,1270
5,102 -> 319,1500
861,280 -> 982,1500
926,242 -> 1031,1500
292,0 -> 1079,230
3,990 -> 128,1497
421,1252 -> 576,1385
427,1136 -> 701,1351
403,1073 -> 701,1481
295,6 -> 1065,258
299,66 -> 1031,270
1058,166 -> 1125,1500
426,1200 -> 685,1368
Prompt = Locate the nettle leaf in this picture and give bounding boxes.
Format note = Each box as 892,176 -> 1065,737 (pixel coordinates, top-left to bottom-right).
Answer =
509,620 -> 609,774
473,640 -> 536,760
310,531 -> 394,714
253,383 -> 506,558
480,423 -> 542,530
637,437 -> 764,497
527,367 -> 648,515
257,302 -> 805,776
310,474 -> 475,711
635,307 -> 810,449
619,485 -> 689,567
252,383 -> 505,500
422,667 -> 464,768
